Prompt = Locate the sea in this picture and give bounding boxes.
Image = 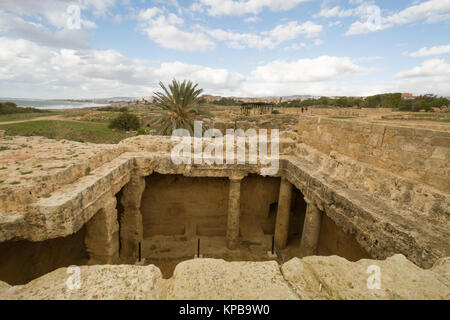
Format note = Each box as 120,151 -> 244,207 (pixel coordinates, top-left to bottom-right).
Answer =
0,98 -> 109,110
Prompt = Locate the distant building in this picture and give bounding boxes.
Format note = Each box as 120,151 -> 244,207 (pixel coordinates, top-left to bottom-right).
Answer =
402,93 -> 414,100
201,95 -> 219,103
237,97 -> 281,104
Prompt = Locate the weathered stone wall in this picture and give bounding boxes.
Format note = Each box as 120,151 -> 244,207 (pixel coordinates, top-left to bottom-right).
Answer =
141,174 -> 230,237
310,108 -> 392,117
296,116 -> 450,193
141,174 -> 282,238
318,215 -> 371,261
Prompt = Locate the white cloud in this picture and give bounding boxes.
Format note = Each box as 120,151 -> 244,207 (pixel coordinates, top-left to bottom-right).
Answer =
1,35 -> 449,99
0,0 -> 116,28
206,21 -> 322,49
313,39 -> 323,46
395,59 -> 450,78
408,45 -> 450,57
0,10 -> 91,49
0,37 -> 244,98
137,8 -> 215,52
284,42 -> 306,51
318,5 -> 354,18
318,1 -> 375,19
328,21 -> 342,27
251,56 -> 366,83
244,16 -> 259,23
192,0 -> 310,16
347,0 -> 450,35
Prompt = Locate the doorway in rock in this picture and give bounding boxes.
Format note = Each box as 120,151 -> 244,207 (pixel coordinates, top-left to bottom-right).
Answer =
0,226 -> 88,285
317,214 -> 371,261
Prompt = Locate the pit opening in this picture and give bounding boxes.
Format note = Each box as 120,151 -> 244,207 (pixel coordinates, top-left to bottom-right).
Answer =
0,172 -> 371,285
139,173 -> 370,278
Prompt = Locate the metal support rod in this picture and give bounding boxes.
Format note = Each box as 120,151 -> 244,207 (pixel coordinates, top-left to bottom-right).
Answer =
197,238 -> 200,257
138,242 -> 141,262
272,236 -> 274,254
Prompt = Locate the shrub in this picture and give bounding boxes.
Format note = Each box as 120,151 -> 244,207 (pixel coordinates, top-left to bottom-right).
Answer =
0,102 -> 45,114
136,128 -> 147,136
119,107 -> 129,112
108,112 -> 140,131
271,109 -> 280,114
98,106 -> 114,111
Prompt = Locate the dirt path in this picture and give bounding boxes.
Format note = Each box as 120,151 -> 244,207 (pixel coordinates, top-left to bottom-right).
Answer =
0,115 -> 77,125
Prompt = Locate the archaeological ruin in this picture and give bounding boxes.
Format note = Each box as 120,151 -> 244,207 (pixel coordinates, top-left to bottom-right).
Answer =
0,115 -> 449,299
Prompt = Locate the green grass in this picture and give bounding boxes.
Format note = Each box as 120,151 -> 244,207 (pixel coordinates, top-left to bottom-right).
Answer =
0,120 -> 134,144
0,112 -> 55,122
382,113 -> 450,123
329,116 -> 358,119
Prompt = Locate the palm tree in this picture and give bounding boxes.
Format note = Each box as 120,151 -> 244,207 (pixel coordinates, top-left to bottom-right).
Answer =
150,79 -> 212,135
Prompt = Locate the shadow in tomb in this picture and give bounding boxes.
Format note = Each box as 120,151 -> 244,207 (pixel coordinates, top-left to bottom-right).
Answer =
0,226 -> 88,285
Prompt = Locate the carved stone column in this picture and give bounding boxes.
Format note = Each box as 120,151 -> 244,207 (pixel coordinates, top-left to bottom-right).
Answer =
85,195 -> 119,264
299,198 -> 322,257
119,175 -> 146,263
274,177 -> 293,250
226,177 -> 242,250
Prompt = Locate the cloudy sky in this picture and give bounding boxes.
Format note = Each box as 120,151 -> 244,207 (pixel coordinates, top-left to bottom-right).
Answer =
0,0 -> 449,99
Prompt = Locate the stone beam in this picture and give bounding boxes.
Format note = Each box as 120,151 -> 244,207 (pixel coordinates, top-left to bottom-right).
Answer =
274,177 -> 293,250
119,174 -> 146,263
85,195 -> 120,264
226,176 -> 243,250
299,198 -> 323,258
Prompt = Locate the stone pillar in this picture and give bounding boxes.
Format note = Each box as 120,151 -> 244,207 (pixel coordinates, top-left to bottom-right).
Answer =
85,195 -> 119,264
274,177 -> 293,250
226,177 -> 242,250
299,198 -> 322,258
119,175 -> 146,263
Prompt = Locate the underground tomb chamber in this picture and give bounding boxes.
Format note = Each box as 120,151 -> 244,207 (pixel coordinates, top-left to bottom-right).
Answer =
0,172 -> 371,284
134,173 -> 371,277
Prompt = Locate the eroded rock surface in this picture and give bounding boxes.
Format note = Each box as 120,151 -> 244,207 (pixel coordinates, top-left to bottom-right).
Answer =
0,256 -> 448,300
165,259 -> 298,300
0,265 -> 162,300
282,254 -> 449,300
0,280 -> 10,294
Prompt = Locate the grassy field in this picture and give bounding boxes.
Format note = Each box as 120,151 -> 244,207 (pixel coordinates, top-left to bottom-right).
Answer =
382,113 -> 450,122
329,116 -> 358,119
0,120 -> 134,144
0,112 -> 55,122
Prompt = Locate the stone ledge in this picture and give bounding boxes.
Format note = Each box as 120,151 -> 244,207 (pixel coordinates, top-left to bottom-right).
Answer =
0,255 -> 448,300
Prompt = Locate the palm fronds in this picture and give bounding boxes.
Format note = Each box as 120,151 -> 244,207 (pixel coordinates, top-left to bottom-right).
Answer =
150,79 -> 212,135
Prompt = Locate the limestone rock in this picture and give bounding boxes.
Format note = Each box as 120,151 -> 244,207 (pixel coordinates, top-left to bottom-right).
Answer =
0,280 -> 10,294
431,257 -> 450,283
0,265 -> 162,300
0,256 -> 448,300
281,254 -> 449,300
165,258 -> 298,300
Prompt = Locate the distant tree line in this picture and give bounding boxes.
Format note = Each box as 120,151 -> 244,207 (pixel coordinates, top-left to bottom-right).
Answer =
199,97 -> 237,106
0,102 -> 46,114
278,93 -> 449,112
